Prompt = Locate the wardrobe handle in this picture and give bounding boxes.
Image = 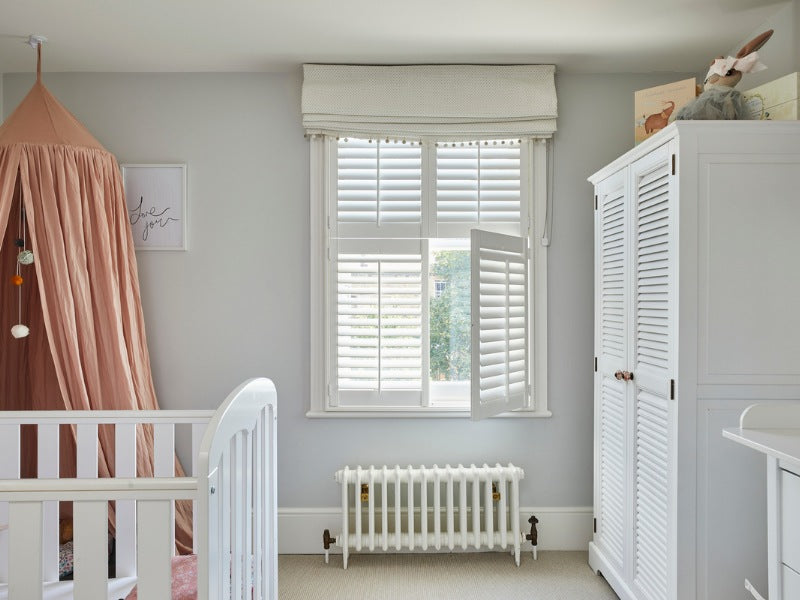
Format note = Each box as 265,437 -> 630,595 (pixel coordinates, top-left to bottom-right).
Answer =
622,371 -> 634,381
614,370 -> 624,380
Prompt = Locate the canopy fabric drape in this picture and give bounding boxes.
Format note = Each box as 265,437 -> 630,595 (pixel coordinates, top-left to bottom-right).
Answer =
301,64 -> 558,139
0,76 -> 192,553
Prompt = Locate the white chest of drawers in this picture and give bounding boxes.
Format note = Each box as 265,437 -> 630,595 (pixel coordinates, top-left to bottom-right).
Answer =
724,404 -> 800,600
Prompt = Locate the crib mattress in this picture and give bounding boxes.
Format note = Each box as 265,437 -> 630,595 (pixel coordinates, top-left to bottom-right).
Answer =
0,576 -> 137,600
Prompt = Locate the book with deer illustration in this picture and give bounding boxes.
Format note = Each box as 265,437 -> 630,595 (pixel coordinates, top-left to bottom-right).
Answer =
634,78 -> 697,144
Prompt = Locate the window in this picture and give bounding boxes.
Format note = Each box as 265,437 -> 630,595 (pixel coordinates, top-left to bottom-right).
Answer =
309,136 -> 549,418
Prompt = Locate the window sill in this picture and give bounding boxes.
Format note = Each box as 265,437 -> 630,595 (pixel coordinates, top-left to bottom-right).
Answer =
305,408 -> 552,419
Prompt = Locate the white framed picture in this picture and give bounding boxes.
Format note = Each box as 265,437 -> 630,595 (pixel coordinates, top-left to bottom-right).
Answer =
122,164 -> 187,251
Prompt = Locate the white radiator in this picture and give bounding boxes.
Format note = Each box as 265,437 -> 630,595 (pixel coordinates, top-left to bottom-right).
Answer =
326,463 -> 532,568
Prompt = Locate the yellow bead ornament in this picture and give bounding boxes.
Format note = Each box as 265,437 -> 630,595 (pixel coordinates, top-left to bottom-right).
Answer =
11,274 -> 23,286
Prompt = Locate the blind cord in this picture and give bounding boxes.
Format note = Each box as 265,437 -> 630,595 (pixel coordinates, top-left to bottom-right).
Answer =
541,138 -> 555,247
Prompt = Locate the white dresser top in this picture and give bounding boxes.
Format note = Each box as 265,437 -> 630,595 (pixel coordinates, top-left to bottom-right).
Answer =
723,403 -> 800,474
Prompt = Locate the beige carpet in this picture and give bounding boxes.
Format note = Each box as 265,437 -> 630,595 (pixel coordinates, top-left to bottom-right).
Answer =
279,551 -> 618,600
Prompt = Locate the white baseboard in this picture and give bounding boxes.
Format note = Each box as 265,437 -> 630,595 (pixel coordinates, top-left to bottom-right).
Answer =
278,506 -> 592,554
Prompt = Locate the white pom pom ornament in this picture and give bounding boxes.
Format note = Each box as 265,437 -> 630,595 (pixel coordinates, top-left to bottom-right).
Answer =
17,250 -> 34,265
11,324 -> 29,339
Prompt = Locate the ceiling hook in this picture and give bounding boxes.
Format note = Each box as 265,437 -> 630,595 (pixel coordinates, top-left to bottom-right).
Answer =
26,34 -> 48,49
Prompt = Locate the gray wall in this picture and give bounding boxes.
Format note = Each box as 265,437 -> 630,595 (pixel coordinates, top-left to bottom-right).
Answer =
3,70 -> 692,508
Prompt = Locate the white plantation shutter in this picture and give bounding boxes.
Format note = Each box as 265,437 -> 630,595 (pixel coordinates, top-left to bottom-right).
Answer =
334,241 -> 424,407
337,138 -> 422,237
436,142 -> 523,238
470,229 -> 528,420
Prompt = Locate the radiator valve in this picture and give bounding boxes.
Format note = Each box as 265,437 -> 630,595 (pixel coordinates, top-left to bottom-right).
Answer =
492,483 -> 500,502
323,529 -> 337,564
525,515 -> 539,560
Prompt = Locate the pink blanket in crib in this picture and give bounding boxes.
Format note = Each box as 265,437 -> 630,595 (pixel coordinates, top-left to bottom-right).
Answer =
125,554 -> 197,600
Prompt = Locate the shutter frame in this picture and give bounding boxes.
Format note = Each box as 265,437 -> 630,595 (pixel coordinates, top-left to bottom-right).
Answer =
470,229 -> 528,420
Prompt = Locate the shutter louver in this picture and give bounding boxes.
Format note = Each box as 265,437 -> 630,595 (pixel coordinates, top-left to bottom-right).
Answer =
601,188 -> 626,361
337,138 -> 422,236
437,142 -> 522,237
599,378 -> 626,568
633,391 -> 671,600
336,250 -> 423,405
470,229 -> 527,420
635,166 -> 671,378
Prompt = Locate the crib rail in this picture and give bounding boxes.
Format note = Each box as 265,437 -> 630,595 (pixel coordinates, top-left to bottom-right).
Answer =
0,409 -> 214,586
0,477 -> 198,600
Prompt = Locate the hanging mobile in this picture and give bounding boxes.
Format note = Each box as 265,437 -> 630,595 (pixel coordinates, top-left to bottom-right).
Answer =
10,200 -> 29,339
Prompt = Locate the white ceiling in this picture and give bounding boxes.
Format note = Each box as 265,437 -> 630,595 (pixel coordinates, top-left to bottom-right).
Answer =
0,0 -> 790,75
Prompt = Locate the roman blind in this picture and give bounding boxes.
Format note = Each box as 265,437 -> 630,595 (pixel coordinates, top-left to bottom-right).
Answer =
302,64 -> 557,139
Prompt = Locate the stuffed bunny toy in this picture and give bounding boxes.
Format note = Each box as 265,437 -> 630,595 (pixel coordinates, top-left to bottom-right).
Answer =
676,30 -> 773,120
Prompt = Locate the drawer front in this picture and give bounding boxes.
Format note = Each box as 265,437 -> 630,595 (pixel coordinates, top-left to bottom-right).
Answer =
782,468 -> 800,571
783,564 -> 800,600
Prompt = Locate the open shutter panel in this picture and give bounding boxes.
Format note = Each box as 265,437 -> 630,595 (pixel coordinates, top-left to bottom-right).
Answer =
470,229 -> 528,420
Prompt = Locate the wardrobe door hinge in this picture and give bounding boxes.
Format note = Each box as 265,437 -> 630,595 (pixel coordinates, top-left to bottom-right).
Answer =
670,379 -> 675,400
671,154 -> 676,175
593,518 -> 597,534
594,195 -> 598,210
594,357 -> 598,372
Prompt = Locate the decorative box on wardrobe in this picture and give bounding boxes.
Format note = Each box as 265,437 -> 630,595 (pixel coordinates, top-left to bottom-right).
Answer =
589,121 -> 800,600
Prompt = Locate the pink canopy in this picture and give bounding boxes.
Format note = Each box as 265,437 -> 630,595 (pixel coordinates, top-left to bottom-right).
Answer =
0,55 -> 192,553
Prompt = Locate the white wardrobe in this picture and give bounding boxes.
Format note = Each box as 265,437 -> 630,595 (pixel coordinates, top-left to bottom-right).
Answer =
589,121 -> 800,600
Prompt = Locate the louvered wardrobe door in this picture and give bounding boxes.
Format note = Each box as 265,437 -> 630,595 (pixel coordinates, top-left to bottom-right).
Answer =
594,168 -> 629,577
630,145 -> 676,600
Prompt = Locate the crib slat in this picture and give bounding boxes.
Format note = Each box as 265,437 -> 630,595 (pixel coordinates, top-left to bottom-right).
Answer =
74,500 -> 108,599
242,428 -> 252,600
245,429 -> 253,599
37,424 -> 59,582
115,423 -> 137,578
137,500 -> 173,599
9,501 -> 42,600
0,424 -> 20,584
77,423 -> 98,478
266,405 -> 277,600
154,423 -> 175,556
231,432 -> 244,599
253,415 -> 263,599
222,440 -> 232,592
192,422 -> 206,554
208,468 -> 222,600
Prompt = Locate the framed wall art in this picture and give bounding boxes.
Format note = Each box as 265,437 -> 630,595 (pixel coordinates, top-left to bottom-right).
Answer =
122,163 -> 187,250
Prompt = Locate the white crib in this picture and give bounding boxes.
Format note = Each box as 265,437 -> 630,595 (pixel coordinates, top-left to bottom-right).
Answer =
0,377 -> 277,600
